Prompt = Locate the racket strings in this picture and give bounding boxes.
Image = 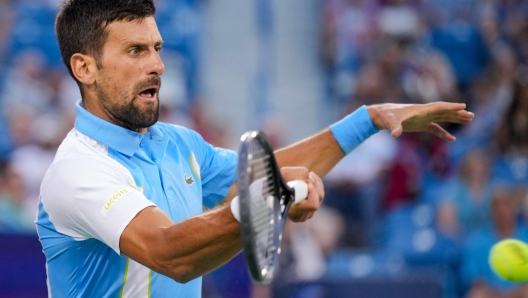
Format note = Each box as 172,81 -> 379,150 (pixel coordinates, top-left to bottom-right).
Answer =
247,146 -> 280,273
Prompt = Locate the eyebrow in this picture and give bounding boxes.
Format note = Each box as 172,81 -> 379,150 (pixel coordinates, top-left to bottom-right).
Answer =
125,40 -> 164,48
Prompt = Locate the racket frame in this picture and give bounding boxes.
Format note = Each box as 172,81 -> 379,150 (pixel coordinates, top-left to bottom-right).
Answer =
237,131 -> 296,284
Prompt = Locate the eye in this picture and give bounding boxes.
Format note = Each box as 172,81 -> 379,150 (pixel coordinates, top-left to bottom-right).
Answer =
129,48 -> 140,55
155,46 -> 163,53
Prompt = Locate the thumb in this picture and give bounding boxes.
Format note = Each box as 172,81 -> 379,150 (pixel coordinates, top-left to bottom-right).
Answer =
391,124 -> 403,138
387,113 -> 403,138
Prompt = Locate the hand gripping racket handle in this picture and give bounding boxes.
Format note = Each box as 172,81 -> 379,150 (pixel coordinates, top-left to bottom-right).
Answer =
287,180 -> 308,204
231,180 -> 309,222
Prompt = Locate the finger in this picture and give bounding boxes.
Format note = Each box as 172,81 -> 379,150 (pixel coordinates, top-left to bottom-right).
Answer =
301,212 -> 314,222
391,124 -> 403,138
309,172 -> 325,203
303,212 -> 314,221
432,110 -> 475,123
280,166 -> 309,183
384,112 -> 403,138
426,123 -> 456,142
304,184 -> 321,211
427,102 -> 466,113
289,210 -> 314,222
294,182 -> 321,212
433,114 -> 473,123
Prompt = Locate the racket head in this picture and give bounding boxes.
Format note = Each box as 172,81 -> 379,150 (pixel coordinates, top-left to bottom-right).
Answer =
237,131 -> 294,284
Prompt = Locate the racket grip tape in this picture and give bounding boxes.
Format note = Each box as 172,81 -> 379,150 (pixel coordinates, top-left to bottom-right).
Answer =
230,196 -> 241,222
287,180 -> 308,204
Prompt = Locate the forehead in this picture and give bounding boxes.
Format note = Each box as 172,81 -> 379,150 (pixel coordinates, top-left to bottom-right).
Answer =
104,16 -> 162,46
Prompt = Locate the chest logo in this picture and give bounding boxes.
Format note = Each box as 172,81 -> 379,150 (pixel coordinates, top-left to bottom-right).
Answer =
184,174 -> 195,186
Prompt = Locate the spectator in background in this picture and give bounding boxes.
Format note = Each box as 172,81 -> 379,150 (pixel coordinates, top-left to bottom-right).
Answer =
450,45 -> 517,162
494,77 -> 528,185
323,64 -> 400,247
278,207 -> 345,282
187,100 -> 229,148
402,50 -> 459,104
461,185 -> 528,298
0,49 -> 54,114
320,0 -> 378,103
0,159 -> 34,233
382,133 -> 426,210
251,207 -> 345,298
0,0 -> 15,158
372,38 -> 406,102
490,0 -> 528,66
0,0 -> 14,64
347,62 -> 397,110
10,114 -> 67,217
423,0 -> 488,90
496,80 -> 528,157
436,148 -> 495,240
324,130 -> 396,247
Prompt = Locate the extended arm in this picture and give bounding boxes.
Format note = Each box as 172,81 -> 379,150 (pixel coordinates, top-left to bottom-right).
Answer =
119,167 -> 323,283
120,205 -> 240,283
275,102 -> 474,177
275,128 -> 344,177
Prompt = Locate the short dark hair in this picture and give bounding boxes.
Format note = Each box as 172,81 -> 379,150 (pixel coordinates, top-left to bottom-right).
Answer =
55,0 -> 156,81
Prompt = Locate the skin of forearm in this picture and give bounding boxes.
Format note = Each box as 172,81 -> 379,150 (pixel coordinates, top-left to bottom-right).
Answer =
219,128 -> 345,205
174,124 -> 347,280
274,128 -> 345,177
151,206 -> 242,283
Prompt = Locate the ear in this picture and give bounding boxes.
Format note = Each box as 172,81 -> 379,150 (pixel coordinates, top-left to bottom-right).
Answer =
70,53 -> 98,86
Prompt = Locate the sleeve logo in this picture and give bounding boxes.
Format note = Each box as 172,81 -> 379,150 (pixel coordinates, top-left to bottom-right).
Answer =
100,187 -> 133,215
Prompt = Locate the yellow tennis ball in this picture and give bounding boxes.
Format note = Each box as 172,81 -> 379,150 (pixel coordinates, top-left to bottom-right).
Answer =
489,239 -> 528,283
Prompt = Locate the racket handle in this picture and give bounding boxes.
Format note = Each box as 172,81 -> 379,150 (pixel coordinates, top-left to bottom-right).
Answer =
287,180 -> 308,204
230,196 -> 241,222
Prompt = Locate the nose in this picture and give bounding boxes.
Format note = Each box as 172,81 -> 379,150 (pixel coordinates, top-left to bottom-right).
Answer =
146,50 -> 165,76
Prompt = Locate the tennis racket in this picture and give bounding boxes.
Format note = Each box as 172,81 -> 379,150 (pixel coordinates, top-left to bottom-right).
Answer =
236,131 -> 308,285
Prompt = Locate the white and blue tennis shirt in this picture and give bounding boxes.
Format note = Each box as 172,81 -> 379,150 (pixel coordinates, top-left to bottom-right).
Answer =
36,101 -> 238,297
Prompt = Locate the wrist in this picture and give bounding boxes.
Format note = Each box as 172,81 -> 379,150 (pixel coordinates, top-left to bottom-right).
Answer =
366,105 -> 382,130
329,105 -> 379,154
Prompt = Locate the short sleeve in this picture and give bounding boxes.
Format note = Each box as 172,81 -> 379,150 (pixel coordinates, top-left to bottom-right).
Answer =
40,157 -> 155,255
200,147 -> 238,208
159,123 -> 238,208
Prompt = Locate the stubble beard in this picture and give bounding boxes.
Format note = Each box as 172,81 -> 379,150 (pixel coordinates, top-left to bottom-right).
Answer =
96,76 -> 161,132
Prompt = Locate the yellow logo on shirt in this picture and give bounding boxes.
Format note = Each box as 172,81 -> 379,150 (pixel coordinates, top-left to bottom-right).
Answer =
100,188 -> 130,215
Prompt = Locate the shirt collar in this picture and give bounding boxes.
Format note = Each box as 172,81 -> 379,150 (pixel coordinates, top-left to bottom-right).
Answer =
74,100 -> 163,157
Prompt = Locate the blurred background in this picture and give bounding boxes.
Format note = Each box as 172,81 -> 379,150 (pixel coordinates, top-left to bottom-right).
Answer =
1,0 -> 528,297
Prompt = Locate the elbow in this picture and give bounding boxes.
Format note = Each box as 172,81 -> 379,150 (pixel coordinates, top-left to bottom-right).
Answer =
154,259 -> 198,284
168,266 -> 199,284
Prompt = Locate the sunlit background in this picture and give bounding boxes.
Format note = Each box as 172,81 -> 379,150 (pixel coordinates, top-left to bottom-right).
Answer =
1,0 -> 528,297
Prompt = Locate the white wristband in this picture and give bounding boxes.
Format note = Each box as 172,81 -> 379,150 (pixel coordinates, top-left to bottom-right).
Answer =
230,196 -> 241,222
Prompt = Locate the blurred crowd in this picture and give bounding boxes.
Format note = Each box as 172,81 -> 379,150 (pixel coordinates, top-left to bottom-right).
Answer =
1,0 -> 528,297
312,0 -> 528,297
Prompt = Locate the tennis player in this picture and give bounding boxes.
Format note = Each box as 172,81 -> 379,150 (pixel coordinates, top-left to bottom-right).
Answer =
36,0 -> 474,297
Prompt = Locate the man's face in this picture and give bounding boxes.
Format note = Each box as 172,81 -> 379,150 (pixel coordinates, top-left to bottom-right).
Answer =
94,16 -> 164,131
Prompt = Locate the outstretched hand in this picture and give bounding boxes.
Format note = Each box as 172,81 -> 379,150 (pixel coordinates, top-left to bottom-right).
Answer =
367,102 -> 474,142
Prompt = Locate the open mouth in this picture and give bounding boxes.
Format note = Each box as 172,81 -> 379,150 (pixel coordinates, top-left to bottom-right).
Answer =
139,87 -> 158,99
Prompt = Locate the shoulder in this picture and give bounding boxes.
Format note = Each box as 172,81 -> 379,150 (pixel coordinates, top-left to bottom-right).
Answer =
43,129 -> 134,190
155,122 -> 208,145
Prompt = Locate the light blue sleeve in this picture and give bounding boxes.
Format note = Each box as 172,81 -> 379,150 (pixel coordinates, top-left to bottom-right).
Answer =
160,123 -> 239,208
200,146 -> 238,208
